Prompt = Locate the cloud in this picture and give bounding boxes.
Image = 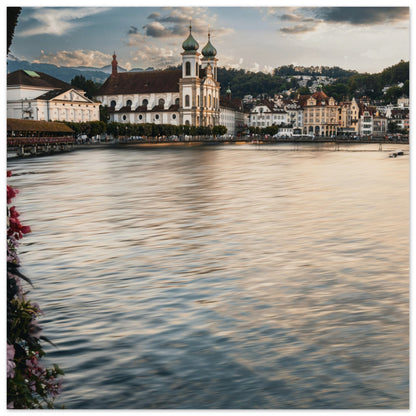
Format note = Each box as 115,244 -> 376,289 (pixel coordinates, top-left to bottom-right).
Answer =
131,44 -> 180,69
33,49 -> 111,68
280,24 -> 317,34
276,7 -> 409,35
138,7 -> 232,39
17,7 -> 111,37
128,26 -> 139,35
315,7 -> 409,25
143,21 -> 173,38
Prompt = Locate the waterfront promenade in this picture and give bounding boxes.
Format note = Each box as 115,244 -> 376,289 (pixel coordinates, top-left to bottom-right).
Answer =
7,134 -> 409,158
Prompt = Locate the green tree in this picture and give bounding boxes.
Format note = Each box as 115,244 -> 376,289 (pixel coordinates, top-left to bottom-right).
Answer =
297,86 -> 311,95
7,7 -> 21,54
384,86 -> 402,104
70,75 -> 101,99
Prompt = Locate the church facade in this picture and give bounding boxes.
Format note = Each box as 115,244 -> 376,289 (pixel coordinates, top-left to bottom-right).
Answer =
94,26 -> 221,128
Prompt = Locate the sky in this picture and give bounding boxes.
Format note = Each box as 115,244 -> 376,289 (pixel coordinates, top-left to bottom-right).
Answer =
6,2 -> 411,74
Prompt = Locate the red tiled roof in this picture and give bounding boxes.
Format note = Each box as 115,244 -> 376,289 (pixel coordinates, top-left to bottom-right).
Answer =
97,69 -> 182,95
7,70 -> 81,92
220,96 -> 243,111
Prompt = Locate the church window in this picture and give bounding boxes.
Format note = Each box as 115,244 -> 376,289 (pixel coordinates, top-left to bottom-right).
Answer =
110,100 -> 116,107
185,95 -> 190,107
159,98 -> 165,107
197,95 -> 200,106
172,114 -> 176,119
175,98 -> 180,105
155,114 -> 160,120
126,99 -> 132,107
122,115 -> 127,121
196,63 -> 199,76
208,94 -> 212,108
186,62 -> 191,76
142,99 -> 148,106
138,115 -> 143,120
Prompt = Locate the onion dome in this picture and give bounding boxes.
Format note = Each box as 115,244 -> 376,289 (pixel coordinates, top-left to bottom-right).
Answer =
202,32 -> 217,58
182,25 -> 199,52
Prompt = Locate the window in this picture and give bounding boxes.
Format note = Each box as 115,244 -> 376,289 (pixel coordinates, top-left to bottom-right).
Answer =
172,114 -> 176,119
126,100 -> 132,107
185,95 -> 190,107
110,100 -> 116,107
175,98 -> 180,105
208,94 -> 211,108
138,115 -> 143,120
142,99 -> 148,106
155,114 -> 159,120
122,115 -> 127,121
196,63 -> 199,76
186,61 -> 191,76
159,98 -> 165,107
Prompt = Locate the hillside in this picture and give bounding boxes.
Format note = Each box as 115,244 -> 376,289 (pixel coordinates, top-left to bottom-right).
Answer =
7,56 -> 409,102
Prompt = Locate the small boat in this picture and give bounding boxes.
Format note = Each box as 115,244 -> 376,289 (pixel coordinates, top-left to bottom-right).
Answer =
389,150 -> 404,158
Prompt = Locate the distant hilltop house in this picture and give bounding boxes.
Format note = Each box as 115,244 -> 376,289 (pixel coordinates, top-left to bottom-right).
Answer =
7,69 -> 100,122
94,25 -> 242,132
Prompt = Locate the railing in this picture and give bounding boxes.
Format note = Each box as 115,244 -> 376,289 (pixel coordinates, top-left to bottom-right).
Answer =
116,135 -> 409,145
7,136 -> 75,146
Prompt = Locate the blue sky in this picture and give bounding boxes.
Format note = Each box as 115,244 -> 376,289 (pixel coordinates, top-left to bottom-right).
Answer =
7,2 -> 410,74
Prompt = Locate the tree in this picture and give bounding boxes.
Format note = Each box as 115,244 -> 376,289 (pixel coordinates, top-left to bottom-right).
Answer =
384,86 -> 402,104
7,7 -> 21,54
212,125 -> 227,136
71,75 -> 101,99
297,86 -> 311,95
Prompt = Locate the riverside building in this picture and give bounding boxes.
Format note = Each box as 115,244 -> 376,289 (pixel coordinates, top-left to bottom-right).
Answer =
94,26 -> 221,128
7,69 -> 100,122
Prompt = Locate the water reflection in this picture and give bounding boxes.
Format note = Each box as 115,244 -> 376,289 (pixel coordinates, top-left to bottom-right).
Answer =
8,144 -> 409,408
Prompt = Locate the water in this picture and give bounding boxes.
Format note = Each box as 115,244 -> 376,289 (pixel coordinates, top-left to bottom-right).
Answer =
8,143 -> 409,409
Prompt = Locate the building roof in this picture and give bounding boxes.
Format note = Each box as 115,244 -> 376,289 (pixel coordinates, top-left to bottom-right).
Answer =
297,91 -> 336,108
182,27 -> 199,51
202,33 -> 217,58
220,96 -> 243,111
7,118 -> 74,133
7,69 -> 81,92
96,69 -> 182,96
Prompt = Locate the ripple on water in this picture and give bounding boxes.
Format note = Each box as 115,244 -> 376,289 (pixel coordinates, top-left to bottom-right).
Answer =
8,146 -> 409,409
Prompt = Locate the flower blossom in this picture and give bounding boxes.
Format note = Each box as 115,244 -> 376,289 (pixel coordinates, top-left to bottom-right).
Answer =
7,344 -> 16,378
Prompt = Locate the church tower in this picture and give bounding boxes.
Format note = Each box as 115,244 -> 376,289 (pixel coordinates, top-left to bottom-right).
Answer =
179,24 -> 201,126
201,30 -> 218,81
111,52 -> 118,76
199,30 -> 220,127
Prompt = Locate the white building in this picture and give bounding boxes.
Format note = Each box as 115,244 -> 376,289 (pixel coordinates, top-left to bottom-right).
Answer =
95,26 -> 221,128
219,89 -> 244,135
248,101 -> 289,128
7,69 -> 100,122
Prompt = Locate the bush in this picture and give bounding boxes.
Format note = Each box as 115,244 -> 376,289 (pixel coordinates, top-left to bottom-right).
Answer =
7,171 -> 63,408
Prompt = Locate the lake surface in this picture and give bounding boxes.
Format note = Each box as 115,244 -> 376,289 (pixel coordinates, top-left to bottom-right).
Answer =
8,143 -> 409,409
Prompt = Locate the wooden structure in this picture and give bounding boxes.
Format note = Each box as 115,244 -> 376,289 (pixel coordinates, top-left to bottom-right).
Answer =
7,118 -> 75,157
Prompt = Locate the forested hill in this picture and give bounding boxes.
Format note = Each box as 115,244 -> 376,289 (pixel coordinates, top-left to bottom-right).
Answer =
217,61 -> 409,100
8,55 -> 408,102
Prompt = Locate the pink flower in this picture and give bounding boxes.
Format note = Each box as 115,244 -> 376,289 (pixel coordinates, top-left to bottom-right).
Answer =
7,185 -> 18,204
7,170 -> 12,177
7,344 -> 16,378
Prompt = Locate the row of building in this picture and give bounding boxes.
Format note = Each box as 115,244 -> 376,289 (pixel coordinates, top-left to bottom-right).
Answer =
7,26 -> 409,138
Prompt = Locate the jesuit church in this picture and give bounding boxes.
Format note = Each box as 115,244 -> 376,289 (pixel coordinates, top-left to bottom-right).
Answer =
95,26 -> 221,128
